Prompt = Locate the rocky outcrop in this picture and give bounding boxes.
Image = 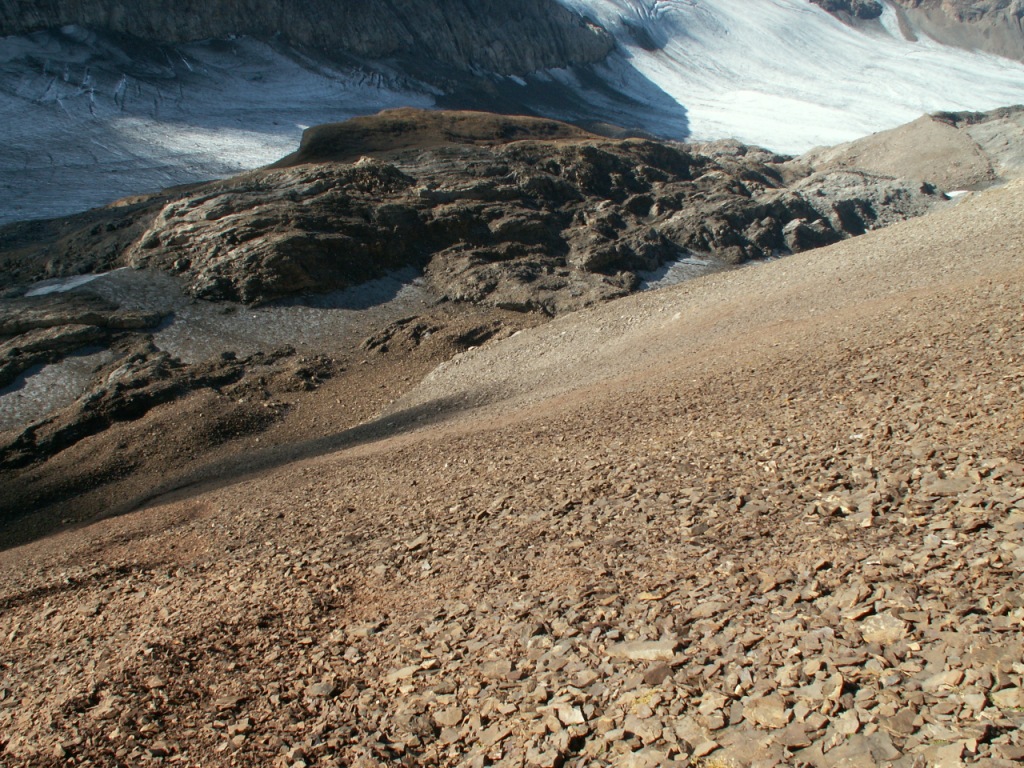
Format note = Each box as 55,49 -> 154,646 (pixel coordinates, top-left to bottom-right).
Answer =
112,111 -> 940,314
808,0 -> 884,20
0,341 -> 306,470
810,0 -> 1024,60
0,0 -> 613,76
889,0 -> 1024,61
0,110 -> 946,316
0,292 -> 162,388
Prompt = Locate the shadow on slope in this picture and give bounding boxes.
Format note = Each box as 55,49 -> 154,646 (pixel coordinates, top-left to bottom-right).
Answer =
0,393 -> 475,551
436,54 -> 691,141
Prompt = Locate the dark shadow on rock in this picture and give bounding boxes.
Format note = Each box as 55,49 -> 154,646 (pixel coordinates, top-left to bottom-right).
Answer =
126,394 -> 479,515
270,268 -> 424,311
438,54 -> 690,142
0,392 -> 476,551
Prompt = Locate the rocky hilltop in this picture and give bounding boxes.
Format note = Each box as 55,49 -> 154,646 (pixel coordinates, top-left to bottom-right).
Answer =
0,0 -> 613,76
796,105 -> 1024,191
808,0 -> 884,20
1,109 -> 946,313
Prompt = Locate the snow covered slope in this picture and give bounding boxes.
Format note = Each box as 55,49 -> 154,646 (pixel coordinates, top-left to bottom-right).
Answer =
2,2 -> 1024,226
558,0 -> 1024,153
0,28 -> 433,225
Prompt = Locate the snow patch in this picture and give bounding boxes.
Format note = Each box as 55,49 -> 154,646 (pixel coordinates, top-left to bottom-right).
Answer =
25,272 -> 111,296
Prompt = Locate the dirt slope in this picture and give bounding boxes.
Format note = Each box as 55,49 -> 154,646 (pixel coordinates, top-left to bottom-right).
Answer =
0,183 -> 1023,766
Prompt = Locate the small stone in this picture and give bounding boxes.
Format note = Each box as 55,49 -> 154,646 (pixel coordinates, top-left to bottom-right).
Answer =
614,748 -> 669,768
991,687 -> 1024,708
145,676 -> 166,690
703,712 -> 727,731
860,613 -> 908,645
834,710 -> 860,736
304,680 -> 337,699
743,694 -> 791,729
922,670 -> 964,694
79,602 -> 102,617
692,741 -> 720,758
922,742 -> 965,768
825,732 -> 902,765
479,723 -> 511,747
880,707 -> 917,737
607,639 -> 679,662
992,744 -> 1024,761
213,695 -> 245,711
623,714 -> 661,743
554,705 -> 586,726
384,665 -> 419,685
480,659 -> 513,679
825,673 -> 846,702
148,740 -> 172,757
776,723 -> 812,748
434,707 -> 463,728
643,664 -> 673,686
690,601 -> 727,619
921,476 -> 973,497
405,533 -> 429,550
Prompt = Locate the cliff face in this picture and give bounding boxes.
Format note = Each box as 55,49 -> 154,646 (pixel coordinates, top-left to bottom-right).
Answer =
0,0 -> 614,76
891,0 -> 1024,61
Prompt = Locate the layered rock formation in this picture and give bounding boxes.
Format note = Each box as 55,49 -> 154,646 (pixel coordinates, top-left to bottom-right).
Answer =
809,0 -> 1024,61
3,110 -> 945,315
0,0 -> 613,76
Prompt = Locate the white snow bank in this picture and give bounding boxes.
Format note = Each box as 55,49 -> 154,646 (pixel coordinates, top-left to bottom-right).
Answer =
559,0 -> 1024,153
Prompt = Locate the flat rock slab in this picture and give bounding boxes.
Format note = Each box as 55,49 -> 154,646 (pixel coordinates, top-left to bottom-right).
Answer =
607,639 -> 679,662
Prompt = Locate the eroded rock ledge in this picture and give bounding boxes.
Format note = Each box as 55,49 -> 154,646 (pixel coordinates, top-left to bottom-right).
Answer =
4,110 -> 947,315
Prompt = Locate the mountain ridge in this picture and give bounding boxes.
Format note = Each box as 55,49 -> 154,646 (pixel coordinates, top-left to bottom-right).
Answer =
0,0 -> 614,76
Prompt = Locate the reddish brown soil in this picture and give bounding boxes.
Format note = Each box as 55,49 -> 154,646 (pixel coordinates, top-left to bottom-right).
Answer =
1,183 -> 1022,767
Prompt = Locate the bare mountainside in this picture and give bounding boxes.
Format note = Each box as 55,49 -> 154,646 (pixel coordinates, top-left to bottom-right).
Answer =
810,1 -> 1024,61
0,107 -> 990,537
1,173 -> 1022,766
891,0 -> 1024,61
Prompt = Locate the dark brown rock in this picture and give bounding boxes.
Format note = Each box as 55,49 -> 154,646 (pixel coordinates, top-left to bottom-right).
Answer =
0,0 -> 614,77
809,0 -> 884,20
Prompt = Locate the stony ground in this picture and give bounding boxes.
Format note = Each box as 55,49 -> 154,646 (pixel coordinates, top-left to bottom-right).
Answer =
0,181 -> 1022,767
